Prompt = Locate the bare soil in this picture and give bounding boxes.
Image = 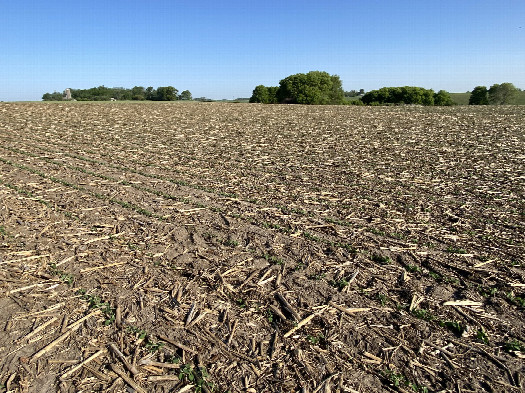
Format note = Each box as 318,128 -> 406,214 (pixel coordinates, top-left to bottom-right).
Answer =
0,102 -> 524,393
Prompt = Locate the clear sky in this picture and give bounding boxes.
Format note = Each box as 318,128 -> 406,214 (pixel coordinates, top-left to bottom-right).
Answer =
1,0 -> 524,101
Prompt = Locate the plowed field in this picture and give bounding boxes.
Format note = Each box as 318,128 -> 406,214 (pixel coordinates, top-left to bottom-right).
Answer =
0,102 -> 524,392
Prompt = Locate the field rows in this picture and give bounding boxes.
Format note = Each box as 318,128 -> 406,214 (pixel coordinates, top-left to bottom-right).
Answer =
0,102 -> 524,392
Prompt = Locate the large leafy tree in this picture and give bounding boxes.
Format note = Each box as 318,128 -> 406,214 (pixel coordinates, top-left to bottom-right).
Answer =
145,87 -> 156,100
156,86 -> 178,101
433,90 -> 454,106
131,86 -> 146,100
249,85 -> 270,103
469,86 -> 489,105
250,85 -> 279,104
488,83 -> 518,105
179,90 -> 192,100
277,71 -> 344,105
42,91 -> 63,101
267,86 -> 279,104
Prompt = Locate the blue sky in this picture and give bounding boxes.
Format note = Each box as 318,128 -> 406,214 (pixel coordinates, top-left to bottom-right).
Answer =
1,1 -> 524,101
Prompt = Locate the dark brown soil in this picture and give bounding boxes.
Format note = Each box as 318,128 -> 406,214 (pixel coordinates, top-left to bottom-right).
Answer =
0,102 -> 523,393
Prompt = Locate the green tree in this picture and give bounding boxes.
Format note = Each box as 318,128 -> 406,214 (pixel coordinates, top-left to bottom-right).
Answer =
249,85 -> 269,103
345,90 -> 359,97
179,90 -> 192,100
145,87 -> 156,100
267,86 -> 279,103
488,83 -> 518,105
433,90 -> 454,106
469,86 -> 489,105
156,86 -> 178,101
42,91 -> 63,101
131,86 -> 146,100
277,71 -> 344,105
361,86 -> 435,105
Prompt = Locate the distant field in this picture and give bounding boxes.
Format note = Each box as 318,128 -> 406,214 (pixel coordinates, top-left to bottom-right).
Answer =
450,92 -> 471,105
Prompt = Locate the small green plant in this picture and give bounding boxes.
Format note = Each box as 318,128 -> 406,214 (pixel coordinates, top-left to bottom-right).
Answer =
476,329 -> 490,345
166,354 -> 181,364
368,228 -> 386,236
127,326 -> 165,352
371,254 -> 391,265
445,246 -> 467,254
506,292 -> 525,307
266,309 -> 274,323
178,364 -> 214,392
262,253 -> 284,265
236,298 -> 246,308
330,278 -> 348,290
377,293 -> 388,306
302,231 -> 320,242
295,261 -> 306,271
127,242 -> 139,250
411,308 -> 434,321
78,291 -> 116,325
306,333 -> 324,345
405,265 -> 421,273
145,338 -> 165,353
381,369 -> 428,392
48,263 -> 74,286
443,276 -> 460,285
127,325 -> 147,339
504,339 -> 525,353
440,320 -> 464,335
478,285 -> 498,298
222,238 -> 239,247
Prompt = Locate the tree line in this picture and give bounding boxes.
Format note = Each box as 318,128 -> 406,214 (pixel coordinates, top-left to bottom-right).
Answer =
42,86 -> 192,101
250,71 -> 521,106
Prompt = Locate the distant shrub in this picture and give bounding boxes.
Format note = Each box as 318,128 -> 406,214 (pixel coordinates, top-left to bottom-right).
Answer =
250,71 -> 344,105
42,92 -> 64,101
469,86 -> 489,105
361,86 -> 435,106
433,90 -> 454,106
488,83 -> 518,105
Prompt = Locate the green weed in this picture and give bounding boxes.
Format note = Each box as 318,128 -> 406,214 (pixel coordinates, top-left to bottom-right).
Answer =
411,308 -> 434,321
445,246 -> 467,254
440,320 -> 464,335
372,254 -> 391,265
302,231 -> 320,242
405,265 -> 421,273
381,369 -> 428,392
306,333 -> 324,345
48,263 -> 74,286
504,339 -> 525,353
262,253 -> 284,265
78,290 -> 115,325
266,309 -> 274,323
476,329 -> 490,345
178,364 -> 214,392
506,292 -> 525,307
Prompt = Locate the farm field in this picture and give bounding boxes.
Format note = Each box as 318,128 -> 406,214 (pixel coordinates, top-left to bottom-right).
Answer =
0,102 -> 524,392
